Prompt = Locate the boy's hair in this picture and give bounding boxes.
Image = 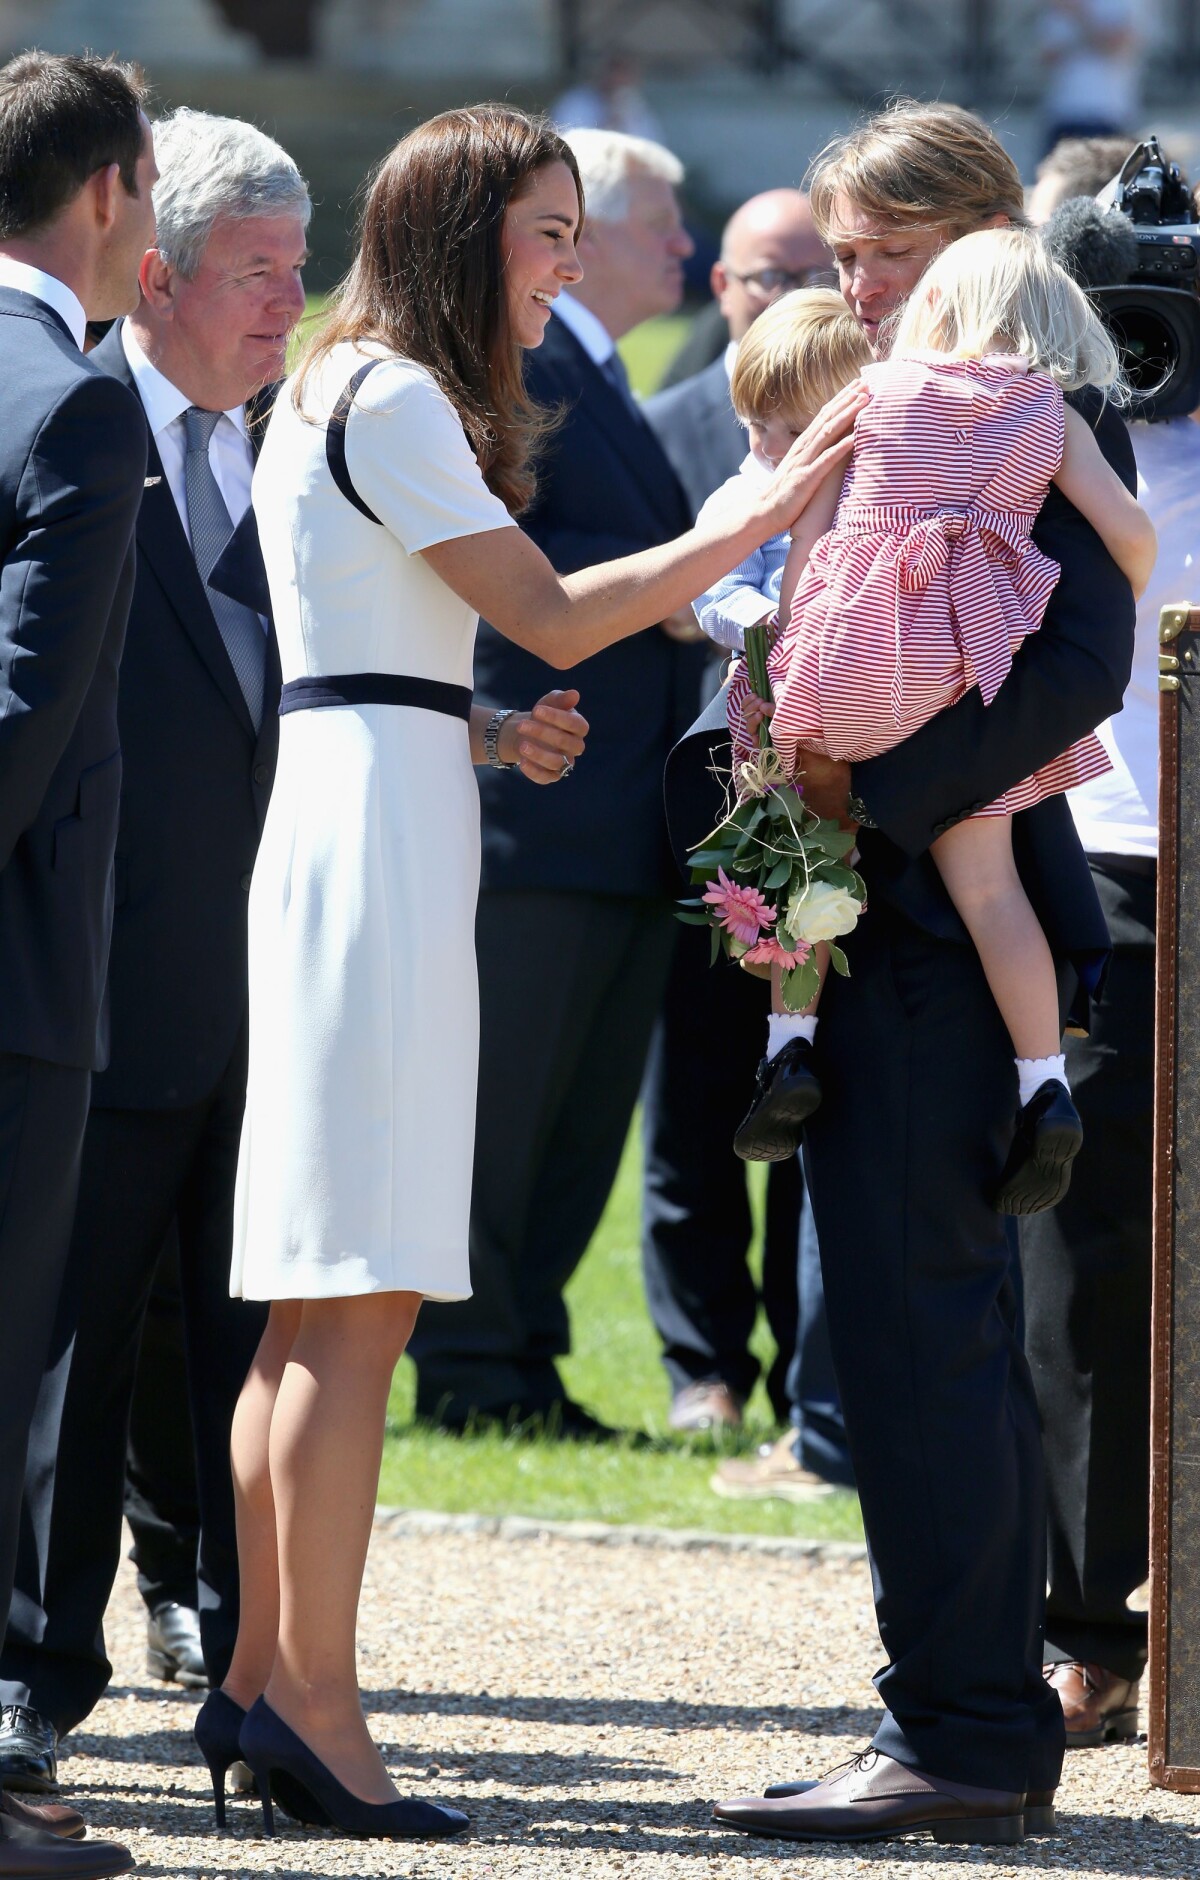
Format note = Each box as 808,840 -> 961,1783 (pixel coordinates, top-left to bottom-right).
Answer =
890,226 -> 1125,399
730,287 -> 871,423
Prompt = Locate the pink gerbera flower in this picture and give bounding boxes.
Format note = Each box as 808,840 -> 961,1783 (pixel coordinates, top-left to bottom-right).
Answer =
741,935 -> 813,969
702,868 -> 776,946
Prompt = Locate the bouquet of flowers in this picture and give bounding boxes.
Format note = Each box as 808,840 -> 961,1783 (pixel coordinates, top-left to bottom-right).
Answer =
678,623 -> 867,1011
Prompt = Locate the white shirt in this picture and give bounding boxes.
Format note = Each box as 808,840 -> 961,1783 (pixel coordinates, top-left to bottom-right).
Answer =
121,322 -> 253,544
723,339 -> 739,382
1068,416 -> 1200,860
552,291 -> 616,368
0,257 -> 85,349
1041,0 -> 1140,127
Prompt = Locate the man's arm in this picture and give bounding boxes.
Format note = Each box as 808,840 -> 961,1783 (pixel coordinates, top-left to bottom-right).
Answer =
0,372 -> 146,869
850,395 -> 1137,858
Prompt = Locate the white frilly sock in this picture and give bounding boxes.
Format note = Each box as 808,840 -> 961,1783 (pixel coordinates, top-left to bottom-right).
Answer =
1016,1053 -> 1069,1106
767,1013 -> 817,1062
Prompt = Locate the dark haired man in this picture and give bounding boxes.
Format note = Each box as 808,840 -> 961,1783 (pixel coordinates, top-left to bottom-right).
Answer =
0,47 -> 154,1878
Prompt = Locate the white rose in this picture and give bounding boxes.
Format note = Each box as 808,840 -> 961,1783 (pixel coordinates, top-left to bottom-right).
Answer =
784,879 -> 862,944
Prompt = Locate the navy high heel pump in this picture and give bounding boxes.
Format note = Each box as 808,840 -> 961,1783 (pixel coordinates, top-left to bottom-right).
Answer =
193,1687 -> 330,1829
239,1697 -> 469,1840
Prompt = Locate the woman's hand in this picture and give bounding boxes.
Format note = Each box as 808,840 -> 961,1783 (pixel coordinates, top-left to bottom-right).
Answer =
498,688 -> 589,784
761,380 -> 868,535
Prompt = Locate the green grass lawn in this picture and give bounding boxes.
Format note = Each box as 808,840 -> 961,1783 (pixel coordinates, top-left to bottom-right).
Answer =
380,1122 -> 863,1544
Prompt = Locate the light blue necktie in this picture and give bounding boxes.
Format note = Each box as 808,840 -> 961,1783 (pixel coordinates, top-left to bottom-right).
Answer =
183,406 -> 265,732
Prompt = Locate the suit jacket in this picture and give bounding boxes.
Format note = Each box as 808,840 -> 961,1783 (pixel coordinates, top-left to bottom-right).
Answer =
0,288 -> 146,1071
89,323 -> 281,1109
665,390 -> 1136,998
474,314 -> 702,899
644,354 -> 745,521
657,299 -> 730,393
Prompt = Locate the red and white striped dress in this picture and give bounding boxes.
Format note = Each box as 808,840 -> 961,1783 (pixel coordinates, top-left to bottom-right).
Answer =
728,352 -> 1111,815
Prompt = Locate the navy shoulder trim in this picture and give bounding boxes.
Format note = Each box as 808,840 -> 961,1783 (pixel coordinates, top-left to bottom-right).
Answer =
326,359 -> 383,523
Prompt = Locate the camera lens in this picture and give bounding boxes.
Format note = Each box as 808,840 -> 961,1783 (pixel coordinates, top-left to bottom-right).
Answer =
1103,304 -> 1176,394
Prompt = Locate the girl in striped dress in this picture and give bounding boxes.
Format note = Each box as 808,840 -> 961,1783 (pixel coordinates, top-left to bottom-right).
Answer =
729,228 -> 1157,1211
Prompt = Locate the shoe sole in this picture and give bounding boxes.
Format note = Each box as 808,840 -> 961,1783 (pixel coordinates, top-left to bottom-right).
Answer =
0,1769 -> 59,1795
709,1475 -> 835,1503
717,1811 -> 1024,1845
1064,1707 -> 1139,1749
147,1645 -> 209,1689
994,1118 -> 1082,1215
733,1086 -> 822,1164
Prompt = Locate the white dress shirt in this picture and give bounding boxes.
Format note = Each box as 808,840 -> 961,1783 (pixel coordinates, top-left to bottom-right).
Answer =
1068,416 -> 1200,861
0,257 -> 86,349
552,290 -> 617,367
120,322 -> 253,543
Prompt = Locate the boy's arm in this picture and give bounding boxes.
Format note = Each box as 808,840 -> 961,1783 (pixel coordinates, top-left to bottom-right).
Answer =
693,544 -> 779,651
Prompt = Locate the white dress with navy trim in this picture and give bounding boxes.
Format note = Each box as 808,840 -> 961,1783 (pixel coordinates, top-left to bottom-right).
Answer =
230,343 -> 515,1301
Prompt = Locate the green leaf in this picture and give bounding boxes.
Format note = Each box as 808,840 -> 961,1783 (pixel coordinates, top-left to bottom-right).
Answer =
709,924 -> 722,968
675,908 -> 711,927
764,858 -> 793,890
780,960 -> 820,1010
826,942 -> 850,977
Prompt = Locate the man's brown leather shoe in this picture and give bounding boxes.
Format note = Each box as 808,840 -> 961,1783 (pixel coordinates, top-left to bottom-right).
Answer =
1044,1660 -> 1140,1747
761,1773 -> 1057,1836
713,1748 -> 1025,1844
668,1381 -> 743,1434
0,1797 -> 85,1842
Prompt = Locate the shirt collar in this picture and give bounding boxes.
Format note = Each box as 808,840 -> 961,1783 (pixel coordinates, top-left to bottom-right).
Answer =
723,339 -> 739,382
552,291 -> 616,367
0,258 -> 86,349
120,320 -> 249,442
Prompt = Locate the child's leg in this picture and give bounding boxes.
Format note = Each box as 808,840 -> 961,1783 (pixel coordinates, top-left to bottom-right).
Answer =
765,947 -> 829,1055
931,813 -> 1071,1094
733,956 -> 827,1163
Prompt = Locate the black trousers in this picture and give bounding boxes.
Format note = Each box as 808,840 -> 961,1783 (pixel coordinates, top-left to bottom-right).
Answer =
0,1031 -> 266,1735
805,903 -> 1064,1795
1021,858 -> 1154,1683
124,1223 -> 202,1615
640,921 -> 802,1414
411,889 -> 676,1422
0,1056 -> 91,1650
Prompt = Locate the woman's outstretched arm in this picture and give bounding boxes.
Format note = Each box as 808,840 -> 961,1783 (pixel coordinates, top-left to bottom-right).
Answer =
421,383 -> 866,670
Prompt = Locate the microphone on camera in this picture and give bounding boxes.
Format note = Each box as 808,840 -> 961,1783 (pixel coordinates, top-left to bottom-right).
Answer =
1040,195 -> 1140,289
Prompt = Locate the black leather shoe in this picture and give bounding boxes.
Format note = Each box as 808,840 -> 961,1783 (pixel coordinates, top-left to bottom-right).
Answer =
0,1706 -> 58,1794
733,1038 -> 822,1162
421,1398 -> 631,1443
0,1810 -> 132,1876
993,1080 -> 1082,1215
147,1601 -> 208,1688
762,1776 -> 1057,1836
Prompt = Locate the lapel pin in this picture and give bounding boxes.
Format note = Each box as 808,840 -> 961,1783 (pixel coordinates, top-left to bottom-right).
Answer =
144,475 -> 162,487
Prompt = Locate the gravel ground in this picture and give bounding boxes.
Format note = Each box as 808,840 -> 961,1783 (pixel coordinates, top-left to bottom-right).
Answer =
59,1518 -> 1200,1879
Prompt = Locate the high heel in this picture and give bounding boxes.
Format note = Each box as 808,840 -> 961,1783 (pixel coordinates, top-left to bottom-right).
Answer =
239,1697 -> 470,1840
193,1687 -> 331,1829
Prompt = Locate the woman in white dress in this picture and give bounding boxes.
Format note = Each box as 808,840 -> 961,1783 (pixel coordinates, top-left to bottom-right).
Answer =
196,104 -> 863,1841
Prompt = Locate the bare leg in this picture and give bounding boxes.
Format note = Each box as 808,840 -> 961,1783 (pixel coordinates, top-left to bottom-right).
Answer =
931,815 -> 1061,1059
222,1298 -> 301,1710
263,1290 -> 422,1804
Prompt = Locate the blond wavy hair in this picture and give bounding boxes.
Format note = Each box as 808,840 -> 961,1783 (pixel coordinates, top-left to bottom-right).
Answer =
891,227 -> 1125,397
730,288 -> 871,423
808,99 -> 1027,243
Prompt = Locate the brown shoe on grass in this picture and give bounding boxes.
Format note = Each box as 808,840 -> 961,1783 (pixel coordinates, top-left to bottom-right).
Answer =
710,1432 -> 836,1502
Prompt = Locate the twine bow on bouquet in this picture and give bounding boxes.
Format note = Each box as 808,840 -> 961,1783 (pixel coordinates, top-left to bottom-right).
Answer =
678,623 -> 867,1012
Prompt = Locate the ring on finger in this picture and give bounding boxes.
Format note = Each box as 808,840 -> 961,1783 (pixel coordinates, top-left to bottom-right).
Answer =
560,755 -> 574,779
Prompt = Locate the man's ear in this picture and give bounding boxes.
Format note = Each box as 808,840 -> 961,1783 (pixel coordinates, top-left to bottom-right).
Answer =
90,161 -> 122,232
138,246 -> 176,317
710,258 -> 728,300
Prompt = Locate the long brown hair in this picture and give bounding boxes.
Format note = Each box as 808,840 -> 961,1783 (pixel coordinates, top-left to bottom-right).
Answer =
296,103 -> 583,515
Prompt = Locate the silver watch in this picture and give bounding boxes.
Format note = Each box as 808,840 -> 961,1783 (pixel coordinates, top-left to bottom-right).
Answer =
484,707 -> 517,770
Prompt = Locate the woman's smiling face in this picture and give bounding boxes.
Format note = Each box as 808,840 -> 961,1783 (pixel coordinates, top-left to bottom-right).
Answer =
502,161 -> 584,348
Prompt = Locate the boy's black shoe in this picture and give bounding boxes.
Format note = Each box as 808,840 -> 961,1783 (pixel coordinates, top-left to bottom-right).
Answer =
993,1079 -> 1083,1215
733,1038 -> 823,1162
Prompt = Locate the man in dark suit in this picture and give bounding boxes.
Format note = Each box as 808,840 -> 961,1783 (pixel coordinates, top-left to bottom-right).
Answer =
0,49 -> 156,1878
691,105 -> 1135,1843
409,129 -> 702,1433
640,189 -> 849,1453
656,188 -> 830,396
0,108 -> 310,1786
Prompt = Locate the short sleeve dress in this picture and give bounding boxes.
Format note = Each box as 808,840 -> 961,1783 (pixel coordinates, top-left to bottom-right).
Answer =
728,354 -> 1111,816
230,345 -> 516,1302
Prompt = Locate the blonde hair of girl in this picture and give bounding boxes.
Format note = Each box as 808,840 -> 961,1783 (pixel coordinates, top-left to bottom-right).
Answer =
890,226 -> 1126,400
730,287 -> 872,424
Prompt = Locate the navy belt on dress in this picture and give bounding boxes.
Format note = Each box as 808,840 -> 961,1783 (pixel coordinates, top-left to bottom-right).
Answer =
278,673 -> 473,720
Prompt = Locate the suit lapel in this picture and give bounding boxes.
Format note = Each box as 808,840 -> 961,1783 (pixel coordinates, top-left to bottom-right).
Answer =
96,323 -> 257,738
549,323 -> 687,529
